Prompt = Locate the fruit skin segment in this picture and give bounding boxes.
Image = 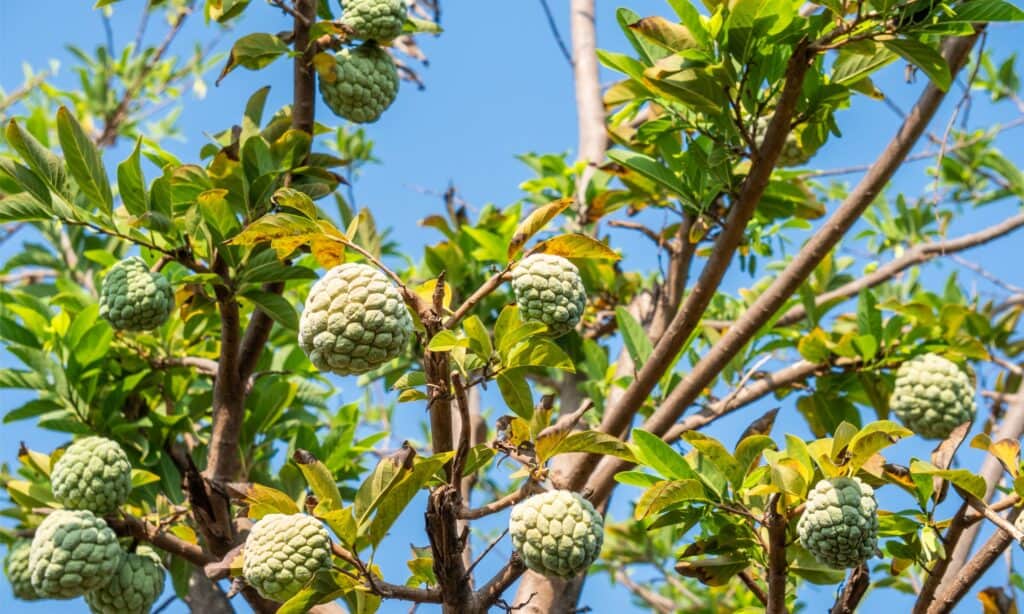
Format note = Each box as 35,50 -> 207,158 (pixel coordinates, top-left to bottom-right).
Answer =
796,477 -> 879,569
889,353 -> 976,439
318,43 -> 399,124
4,540 -> 40,601
340,0 -> 407,42
98,257 -> 174,331
84,545 -> 166,614
511,254 -> 587,337
50,436 -> 133,515
28,509 -> 124,599
299,262 -> 414,375
509,490 -> 605,578
242,513 -> 334,602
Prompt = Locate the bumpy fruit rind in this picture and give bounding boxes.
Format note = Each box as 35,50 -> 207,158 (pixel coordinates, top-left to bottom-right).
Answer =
51,436 -> 132,515
509,490 -> 604,578
98,257 -> 173,331
318,43 -> 398,124
511,254 -> 587,337
797,477 -> 878,569
299,262 -> 413,375
242,513 -> 333,602
341,0 -> 407,42
29,509 -> 123,598
84,545 -> 165,614
5,540 -> 40,601
890,353 -> 976,439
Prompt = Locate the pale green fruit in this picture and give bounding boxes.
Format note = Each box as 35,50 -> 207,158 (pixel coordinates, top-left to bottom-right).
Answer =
51,436 -> 132,515
890,353 -> 976,439
797,477 -> 878,569
509,490 -> 604,578
242,513 -> 333,602
511,254 -> 587,337
299,262 -> 413,375
99,257 -> 173,331
4,540 -> 40,601
341,0 -> 407,41
29,510 -> 123,598
318,43 -> 399,123
84,545 -> 165,614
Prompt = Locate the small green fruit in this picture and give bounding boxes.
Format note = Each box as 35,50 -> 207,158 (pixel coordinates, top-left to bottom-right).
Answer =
318,43 -> 399,124
242,513 -> 333,602
511,254 -> 587,337
51,436 -> 132,515
29,509 -> 123,598
797,477 -> 878,569
84,545 -> 166,614
509,490 -> 604,578
98,257 -> 174,331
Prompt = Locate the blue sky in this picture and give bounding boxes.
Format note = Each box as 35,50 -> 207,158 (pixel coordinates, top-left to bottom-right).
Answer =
2,1 -> 1024,613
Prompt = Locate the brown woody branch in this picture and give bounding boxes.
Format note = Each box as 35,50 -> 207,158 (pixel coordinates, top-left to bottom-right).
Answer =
151,355 -> 219,376
105,513 -> 215,567
829,564 -> 870,614
571,0 -> 609,224
766,494 -> 788,614
584,28 -> 983,507
458,485 -> 532,520
445,267 -> 511,329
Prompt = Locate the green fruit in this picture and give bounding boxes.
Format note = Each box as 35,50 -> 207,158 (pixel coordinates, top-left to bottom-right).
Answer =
29,510 -> 123,598
299,262 -> 413,375
511,254 -> 587,337
509,490 -> 604,578
51,436 -> 132,515
84,545 -> 165,614
318,43 -> 399,123
242,513 -> 332,602
754,115 -> 814,167
5,541 -> 40,601
797,477 -> 878,569
341,0 -> 407,41
890,353 -> 976,439
98,257 -> 173,331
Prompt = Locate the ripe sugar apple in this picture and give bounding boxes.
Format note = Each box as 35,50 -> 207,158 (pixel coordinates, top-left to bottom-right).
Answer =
51,436 -> 132,515
99,257 -> 173,331
509,490 -> 604,578
299,262 -> 413,375
797,477 -> 879,569
29,509 -> 123,598
890,353 -> 976,439
5,541 -> 40,601
84,545 -> 165,614
242,513 -> 332,602
511,254 -> 587,337
341,0 -> 407,42
318,43 -> 399,123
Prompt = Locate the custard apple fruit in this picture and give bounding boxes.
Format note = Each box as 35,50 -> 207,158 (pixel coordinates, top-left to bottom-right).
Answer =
341,0 -> 407,42
5,541 -> 39,601
890,353 -> 976,439
84,545 -> 165,614
99,257 -> 173,331
754,116 -> 813,167
242,513 -> 332,602
299,262 -> 413,375
511,254 -> 587,337
29,509 -> 123,598
509,490 -> 604,578
797,477 -> 878,569
51,436 -> 132,515
318,43 -> 398,123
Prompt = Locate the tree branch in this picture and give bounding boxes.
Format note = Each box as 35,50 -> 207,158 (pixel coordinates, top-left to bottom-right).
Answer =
766,494 -> 788,613
571,0 -> 608,223
829,564 -> 870,614
105,513 -> 215,567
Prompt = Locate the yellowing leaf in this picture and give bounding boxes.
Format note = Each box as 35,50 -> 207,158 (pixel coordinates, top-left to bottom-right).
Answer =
507,198 -> 573,259
634,479 -> 706,519
527,233 -> 620,261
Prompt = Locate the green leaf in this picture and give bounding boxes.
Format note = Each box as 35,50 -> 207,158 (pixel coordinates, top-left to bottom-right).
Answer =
537,430 -> 638,464
627,15 -> 699,52
130,469 -> 161,488
364,452 -> 453,547
506,338 -> 575,371
242,290 -> 298,331
832,45 -> 898,86
57,107 -> 114,215
615,306 -> 653,368
632,429 -> 694,480
426,330 -> 467,352
883,38 -> 952,91
217,33 -> 290,84
403,16 -> 444,34
5,119 -> 70,204
294,449 -> 344,512
606,149 -> 688,198
273,187 -> 317,219
845,420 -> 913,473
463,315 -> 493,358
117,138 -> 147,216
857,289 -> 883,339
910,459 -> 987,501
634,479 -> 706,519
507,197 -> 573,259
942,0 -> 1024,22
317,506 -> 358,547
0,192 -> 52,222
496,369 -> 534,420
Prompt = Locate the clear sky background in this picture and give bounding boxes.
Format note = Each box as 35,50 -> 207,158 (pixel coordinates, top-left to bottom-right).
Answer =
2,1 -> 1024,613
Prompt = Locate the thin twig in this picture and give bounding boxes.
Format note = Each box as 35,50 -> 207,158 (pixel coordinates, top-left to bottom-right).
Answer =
537,0 -> 573,66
